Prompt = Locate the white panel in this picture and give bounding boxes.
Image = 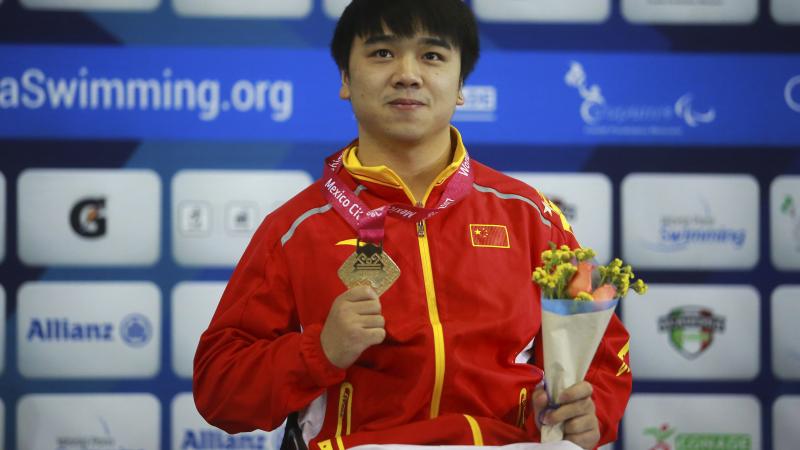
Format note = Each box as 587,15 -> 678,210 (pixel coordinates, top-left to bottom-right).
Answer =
773,0 -> 800,24
507,172 -> 612,264
622,0 -> 758,24
0,172 -> 5,262
625,394 -> 761,449
18,169 -> 161,266
21,0 -> 158,11
18,282 -> 161,378
623,284 -> 759,380
622,173 -> 759,270
17,393 -> 159,450
172,392 -> 281,450
770,176 -> 800,270
0,398 -> 4,447
772,286 -> 800,380
171,282 -> 225,378
774,396 -> 800,450
474,0 -> 610,23
173,0 -> 312,18
323,0 -> 349,18
172,170 -> 312,267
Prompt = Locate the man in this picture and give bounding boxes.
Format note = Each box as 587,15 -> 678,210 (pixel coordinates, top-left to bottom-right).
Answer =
193,1 -> 631,449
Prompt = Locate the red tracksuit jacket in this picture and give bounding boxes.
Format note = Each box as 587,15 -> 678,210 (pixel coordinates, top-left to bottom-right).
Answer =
193,128 -> 632,449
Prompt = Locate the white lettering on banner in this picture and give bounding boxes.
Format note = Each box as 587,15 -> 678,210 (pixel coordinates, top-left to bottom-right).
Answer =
390,207 -> 416,220
786,75 -> 800,113
27,318 -> 113,342
439,198 -> 455,209
181,430 -> 267,450
458,155 -> 471,177
348,203 -> 363,221
324,178 -> 351,208
1,66 -> 294,122
366,208 -> 383,219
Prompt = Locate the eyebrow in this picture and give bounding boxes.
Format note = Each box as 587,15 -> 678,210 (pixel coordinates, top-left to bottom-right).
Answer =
363,34 -> 453,50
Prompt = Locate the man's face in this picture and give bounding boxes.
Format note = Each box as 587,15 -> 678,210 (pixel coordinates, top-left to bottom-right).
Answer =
340,28 -> 464,145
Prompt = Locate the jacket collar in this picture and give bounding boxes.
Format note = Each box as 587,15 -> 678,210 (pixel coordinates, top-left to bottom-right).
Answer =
341,126 -> 468,205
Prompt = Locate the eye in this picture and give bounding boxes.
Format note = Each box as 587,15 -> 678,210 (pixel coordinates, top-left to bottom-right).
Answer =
372,49 -> 393,58
423,52 -> 444,62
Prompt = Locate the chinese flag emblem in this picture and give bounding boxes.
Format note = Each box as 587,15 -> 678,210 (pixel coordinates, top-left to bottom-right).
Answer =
469,224 -> 510,248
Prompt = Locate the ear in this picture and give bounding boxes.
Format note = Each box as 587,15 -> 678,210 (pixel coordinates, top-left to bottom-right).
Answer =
339,70 -> 351,100
456,82 -> 465,106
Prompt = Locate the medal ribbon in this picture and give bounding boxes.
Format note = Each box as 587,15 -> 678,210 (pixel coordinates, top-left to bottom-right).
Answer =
321,146 -> 474,244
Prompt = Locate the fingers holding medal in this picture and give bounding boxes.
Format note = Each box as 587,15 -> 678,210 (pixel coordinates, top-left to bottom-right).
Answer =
320,285 -> 387,369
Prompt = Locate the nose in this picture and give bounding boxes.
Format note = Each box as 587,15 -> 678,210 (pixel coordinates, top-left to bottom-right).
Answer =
391,55 -> 422,89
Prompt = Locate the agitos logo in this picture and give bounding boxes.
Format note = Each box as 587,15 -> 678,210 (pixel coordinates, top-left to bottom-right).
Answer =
70,197 -> 106,238
658,306 -> 726,360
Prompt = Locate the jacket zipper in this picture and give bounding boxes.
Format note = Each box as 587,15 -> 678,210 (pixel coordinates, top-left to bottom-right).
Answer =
416,202 -> 445,419
335,382 -> 353,450
517,387 -> 528,428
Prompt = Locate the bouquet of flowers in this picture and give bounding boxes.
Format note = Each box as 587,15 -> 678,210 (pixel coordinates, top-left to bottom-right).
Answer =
532,244 -> 647,442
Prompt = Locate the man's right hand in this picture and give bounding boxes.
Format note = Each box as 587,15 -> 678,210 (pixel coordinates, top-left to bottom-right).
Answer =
320,285 -> 386,369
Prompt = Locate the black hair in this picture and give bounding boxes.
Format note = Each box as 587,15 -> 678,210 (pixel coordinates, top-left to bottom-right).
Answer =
330,0 -> 480,81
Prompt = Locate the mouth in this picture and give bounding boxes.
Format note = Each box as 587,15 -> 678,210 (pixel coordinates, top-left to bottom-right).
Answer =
388,98 -> 426,110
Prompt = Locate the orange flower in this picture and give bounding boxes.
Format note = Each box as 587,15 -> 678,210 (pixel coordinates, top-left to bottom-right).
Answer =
566,261 -> 594,299
591,284 -> 617,301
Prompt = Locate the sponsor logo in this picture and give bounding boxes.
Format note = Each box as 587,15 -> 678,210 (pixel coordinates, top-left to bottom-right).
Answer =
54,418 -> 122,450
179,201 -> 211,236
644,423 -> 752,450
779,194 -> 800,252
18,394 -> 158,449
27,318 -> 114,342
565,61 -> 716,136
181,429 -> 267,450
26,314 -> 152,348
454,85 -> 498,123
646,198 -> 746,253
226,202 -> 258,235
70,197 -> 107,238
658,306 -> 726,359
786,75 -> 800,113
119,313 -> 152,347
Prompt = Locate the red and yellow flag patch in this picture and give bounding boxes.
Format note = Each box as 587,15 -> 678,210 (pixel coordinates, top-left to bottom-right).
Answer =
469,224 -> 510,248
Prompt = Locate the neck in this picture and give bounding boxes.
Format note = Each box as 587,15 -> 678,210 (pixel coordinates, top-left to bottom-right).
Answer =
356,128 -> 454,203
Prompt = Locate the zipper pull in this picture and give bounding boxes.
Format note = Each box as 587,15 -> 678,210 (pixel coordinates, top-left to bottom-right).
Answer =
416,202 -> 425,237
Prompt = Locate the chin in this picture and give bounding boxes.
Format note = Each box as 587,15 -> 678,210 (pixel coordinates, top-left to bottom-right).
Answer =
385,128 -> 429,144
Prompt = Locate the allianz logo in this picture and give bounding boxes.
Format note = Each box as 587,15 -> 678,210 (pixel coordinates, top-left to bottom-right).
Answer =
786,75 -> 800,113
181,429 -> 267,450
565,61 -> 716,128
26,313 -> 152,347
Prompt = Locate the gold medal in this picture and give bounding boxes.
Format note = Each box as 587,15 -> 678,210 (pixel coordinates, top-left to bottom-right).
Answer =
337,242 -> 401,296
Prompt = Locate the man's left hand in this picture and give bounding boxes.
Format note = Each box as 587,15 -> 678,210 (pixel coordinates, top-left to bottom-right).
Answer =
533,381 -> 600,450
